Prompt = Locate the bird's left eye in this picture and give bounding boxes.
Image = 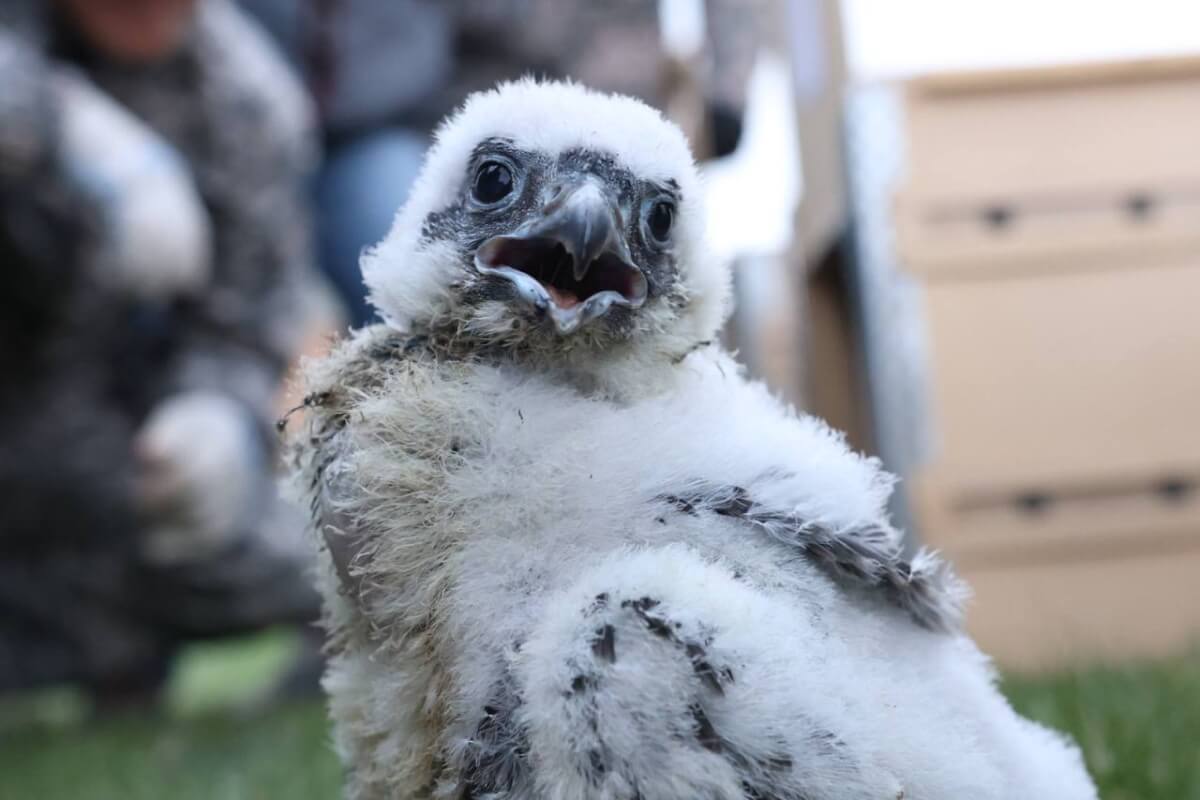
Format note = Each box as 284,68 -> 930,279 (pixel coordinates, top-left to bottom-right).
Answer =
647,200 -> 675,243
473,161 -> 514,205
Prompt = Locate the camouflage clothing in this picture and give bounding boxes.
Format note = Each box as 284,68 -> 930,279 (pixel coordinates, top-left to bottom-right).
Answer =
0,0 -> 319,693
447,0 -> 764,124
239,0 -> 766,324
240,0 -> 766,135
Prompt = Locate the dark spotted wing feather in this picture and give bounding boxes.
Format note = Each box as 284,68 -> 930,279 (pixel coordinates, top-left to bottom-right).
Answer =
660,484 -> 966,633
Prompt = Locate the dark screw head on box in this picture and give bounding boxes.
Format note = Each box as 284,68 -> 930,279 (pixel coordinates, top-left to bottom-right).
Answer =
1015,491 -> 1053,515
982,205 -> 1014,231
1124,192 -> 1156,220
1158,478 -> 1193,503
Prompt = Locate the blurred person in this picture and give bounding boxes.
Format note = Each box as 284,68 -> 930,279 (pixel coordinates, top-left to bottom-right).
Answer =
241,0 -> 762,327
0,0 -> 322,703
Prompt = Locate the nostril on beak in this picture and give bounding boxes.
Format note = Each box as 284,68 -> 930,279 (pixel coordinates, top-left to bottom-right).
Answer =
545,184 -> 567,208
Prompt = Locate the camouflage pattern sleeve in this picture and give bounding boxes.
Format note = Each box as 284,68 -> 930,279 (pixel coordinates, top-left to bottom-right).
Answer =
0,25 -> 101,315
0,27 -> 53,180
156,0 -> 321,429
0,22 -> 136,555
436,0 -> 763,138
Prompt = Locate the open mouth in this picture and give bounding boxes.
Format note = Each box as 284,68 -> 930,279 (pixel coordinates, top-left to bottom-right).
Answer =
475,236 -> 648,333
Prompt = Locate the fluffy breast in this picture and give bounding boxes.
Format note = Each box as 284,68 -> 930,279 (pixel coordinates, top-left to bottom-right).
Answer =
328,345 -> 902,639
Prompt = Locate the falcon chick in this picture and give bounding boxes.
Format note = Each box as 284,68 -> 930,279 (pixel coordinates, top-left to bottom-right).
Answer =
289,80 -> 1097,800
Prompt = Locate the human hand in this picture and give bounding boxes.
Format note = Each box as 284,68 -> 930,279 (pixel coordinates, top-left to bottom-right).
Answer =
134,392 -> 260,564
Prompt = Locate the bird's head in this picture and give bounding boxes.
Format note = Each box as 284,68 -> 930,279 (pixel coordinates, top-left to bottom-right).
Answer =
364,80 -> 729,363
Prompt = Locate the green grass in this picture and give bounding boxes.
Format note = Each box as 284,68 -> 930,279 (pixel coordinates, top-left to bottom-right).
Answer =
0,631 -> 342,800
2,635 -> 1197,800
1003,653 -> 1200,800
0,702 -> 339,800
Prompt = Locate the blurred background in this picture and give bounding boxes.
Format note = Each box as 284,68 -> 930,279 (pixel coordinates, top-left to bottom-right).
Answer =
1,1 -> 1198,798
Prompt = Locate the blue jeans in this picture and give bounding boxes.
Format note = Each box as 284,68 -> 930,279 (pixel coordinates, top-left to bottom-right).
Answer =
316,129 -> 427,327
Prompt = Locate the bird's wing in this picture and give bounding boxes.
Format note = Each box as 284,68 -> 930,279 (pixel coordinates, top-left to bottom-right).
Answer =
658,483 -> 967,632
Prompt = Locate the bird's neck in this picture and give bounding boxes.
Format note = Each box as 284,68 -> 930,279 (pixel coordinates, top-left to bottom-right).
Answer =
411,323 -> 707,403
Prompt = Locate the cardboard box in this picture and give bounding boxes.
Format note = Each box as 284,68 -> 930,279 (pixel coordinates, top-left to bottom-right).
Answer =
896,56 -> 1200,666
902,57 -> 1200,210
918,254 -> 1200,498
965,541 -> 1200,671
912,468 -> 1200,570
897,56 -> 1200,282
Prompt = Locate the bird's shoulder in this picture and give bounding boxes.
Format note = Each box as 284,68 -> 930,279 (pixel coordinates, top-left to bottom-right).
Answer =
288,323 -> 548,479
287,324 -> 477,602
613,358 -> 970,633
283,324 -> 446,507
294,324 -> 491,429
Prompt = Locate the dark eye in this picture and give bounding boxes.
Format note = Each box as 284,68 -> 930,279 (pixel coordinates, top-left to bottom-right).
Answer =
647,200 -> 674,243
473,161 -> 514,204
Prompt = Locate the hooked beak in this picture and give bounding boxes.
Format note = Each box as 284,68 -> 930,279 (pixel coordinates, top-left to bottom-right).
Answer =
474,179 -> 648,334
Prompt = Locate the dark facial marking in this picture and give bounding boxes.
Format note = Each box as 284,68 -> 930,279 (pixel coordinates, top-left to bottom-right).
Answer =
420,139 -> 685,338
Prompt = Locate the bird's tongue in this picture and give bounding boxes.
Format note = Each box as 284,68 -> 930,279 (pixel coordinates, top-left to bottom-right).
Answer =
545,285 -> 581,309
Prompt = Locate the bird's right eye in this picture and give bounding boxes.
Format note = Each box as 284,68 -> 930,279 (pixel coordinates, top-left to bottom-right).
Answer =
473,161 -> 514,205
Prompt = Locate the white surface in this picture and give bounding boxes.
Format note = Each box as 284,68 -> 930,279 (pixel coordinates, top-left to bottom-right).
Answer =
701,54 -> 803,261
658,0 -> 707,59
842,0 -> 1200,82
